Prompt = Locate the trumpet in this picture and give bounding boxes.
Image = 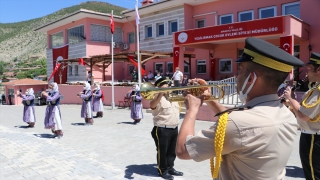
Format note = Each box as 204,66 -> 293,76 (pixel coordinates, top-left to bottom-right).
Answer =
140,82 -> 227,102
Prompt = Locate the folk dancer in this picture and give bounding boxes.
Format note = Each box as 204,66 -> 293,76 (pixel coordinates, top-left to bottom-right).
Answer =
42,82 -> 63,138
284,52 -> 320,180
78,82 -> 93,125
92,83 -> 104,118
176,37 -> 304,179
150,77 -> 183,180
127,84 -> 143,124
18,88 -> 36,128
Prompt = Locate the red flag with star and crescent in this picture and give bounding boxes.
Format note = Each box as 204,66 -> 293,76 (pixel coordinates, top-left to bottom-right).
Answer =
51,45 -> 68,84
110,13 -> 114,34
128,55 -> 145,75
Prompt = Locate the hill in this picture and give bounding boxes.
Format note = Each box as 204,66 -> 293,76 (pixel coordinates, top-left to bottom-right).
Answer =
0,1 -> 126,63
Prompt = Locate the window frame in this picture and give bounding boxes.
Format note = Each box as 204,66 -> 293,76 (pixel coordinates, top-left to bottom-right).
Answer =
50,31 -> 64,48
74,65 -> 79,76
128,32 -> 134,44
157,23 -> 165,37
154,62 -> 164,74
168,19 -> 178,35
166,62 -> 173,74
196,19 -> 206,28
219,14 -> 234,25
196,60 -> 207,74
238,10 -> 254,22
145,25 -> 153,38
219,59 -> 233,74
259,6 -> 277,19
282,1 -> 300,18
68,65 -> 73,76
128,65 -> 135,75
67,24 -> 85,44
184,61 -> 190,74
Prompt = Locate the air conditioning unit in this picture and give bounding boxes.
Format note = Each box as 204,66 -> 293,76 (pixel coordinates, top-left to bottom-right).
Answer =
113,42 -> 121,48
122,43 -> 130,50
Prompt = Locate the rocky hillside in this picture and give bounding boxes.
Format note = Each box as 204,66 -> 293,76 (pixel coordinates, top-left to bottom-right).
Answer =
0,1 -> 126,63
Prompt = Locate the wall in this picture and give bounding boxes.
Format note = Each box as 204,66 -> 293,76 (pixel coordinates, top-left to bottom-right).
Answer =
139,6 -> 185,52
4,85 -> 48,105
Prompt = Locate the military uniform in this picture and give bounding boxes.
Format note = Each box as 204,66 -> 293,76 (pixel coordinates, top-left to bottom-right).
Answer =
297,52 -> 320,180
182,37 -> 304,179
151,77 -> 183,180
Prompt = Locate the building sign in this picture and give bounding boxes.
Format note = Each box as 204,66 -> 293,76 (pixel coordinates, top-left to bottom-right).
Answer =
175,16 -> 284,45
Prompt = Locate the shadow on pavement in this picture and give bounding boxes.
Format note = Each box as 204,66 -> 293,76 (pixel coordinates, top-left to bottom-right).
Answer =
124,164 -> 158,179
117,122 -> 136,125
286,166 -> 304,178
33,134 -> 56,139
71,123 -> 88,126
14,125 -> 32,129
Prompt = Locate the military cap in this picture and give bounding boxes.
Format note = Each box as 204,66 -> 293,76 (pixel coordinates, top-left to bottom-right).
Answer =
154,77 -> 170,87
308,52 -> 320,65
236,37 -> 304,72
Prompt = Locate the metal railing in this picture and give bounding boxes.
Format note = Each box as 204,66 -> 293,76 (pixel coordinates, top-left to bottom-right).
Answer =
207,77 -> 242,106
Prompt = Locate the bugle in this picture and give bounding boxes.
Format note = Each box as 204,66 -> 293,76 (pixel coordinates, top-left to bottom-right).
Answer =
140,82 -> 227,102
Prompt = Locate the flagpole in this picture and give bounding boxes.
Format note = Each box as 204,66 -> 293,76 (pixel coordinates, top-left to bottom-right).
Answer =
136,0 -> 141,87
111,10 -> 115,109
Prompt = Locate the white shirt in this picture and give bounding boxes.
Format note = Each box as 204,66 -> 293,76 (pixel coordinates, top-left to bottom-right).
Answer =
173,71 -> 183,81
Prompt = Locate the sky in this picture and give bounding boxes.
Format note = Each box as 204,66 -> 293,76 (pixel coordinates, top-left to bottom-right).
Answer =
0,0 -> 137,23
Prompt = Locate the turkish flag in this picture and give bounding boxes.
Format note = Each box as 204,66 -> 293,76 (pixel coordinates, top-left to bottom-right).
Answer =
78,58 -> 86,66
173,47 -> 180,70
52,45 -> 68,84
110,13 -> 114,34
128,55 -> 145,75
48,63 -> 61,81
280,35 -> 294,81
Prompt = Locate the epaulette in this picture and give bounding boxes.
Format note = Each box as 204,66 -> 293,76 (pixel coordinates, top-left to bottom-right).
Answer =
215,106 -> 250,117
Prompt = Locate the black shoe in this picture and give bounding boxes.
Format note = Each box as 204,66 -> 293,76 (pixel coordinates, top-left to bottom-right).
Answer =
168,168 -> 183,176
160,171 -> 174,180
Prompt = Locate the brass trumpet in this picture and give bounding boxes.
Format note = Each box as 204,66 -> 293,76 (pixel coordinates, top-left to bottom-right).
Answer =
140,82 -> 227,102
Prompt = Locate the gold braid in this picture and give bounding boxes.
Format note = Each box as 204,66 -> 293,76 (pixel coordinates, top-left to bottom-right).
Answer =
210,112 -> 228,178
301,84 -> 320,122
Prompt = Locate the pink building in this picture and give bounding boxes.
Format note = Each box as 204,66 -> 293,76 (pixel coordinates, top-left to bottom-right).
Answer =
33,0 -> 317,120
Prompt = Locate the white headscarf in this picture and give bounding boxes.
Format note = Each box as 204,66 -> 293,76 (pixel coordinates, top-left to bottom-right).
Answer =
84,82 -> 90,91
134,84 -> 140,91
26,88 -> 35,98
94,83 -> 100,90
50,82 -> 59,92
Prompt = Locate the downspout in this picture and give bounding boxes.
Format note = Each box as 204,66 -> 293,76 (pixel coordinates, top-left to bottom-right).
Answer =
193,11 -> 217,26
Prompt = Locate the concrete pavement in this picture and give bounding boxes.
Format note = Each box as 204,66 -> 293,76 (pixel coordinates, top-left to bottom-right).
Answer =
0,105 -> 304,180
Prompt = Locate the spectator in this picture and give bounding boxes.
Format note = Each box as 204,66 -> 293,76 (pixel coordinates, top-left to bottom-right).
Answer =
131,70 -> 138,82
147,71 -> 154,82
181,75 -> 189,86
172,67 -> 183,94
164,71 -> 171,79
87,71 -> 93,85
154,72 -> 162,81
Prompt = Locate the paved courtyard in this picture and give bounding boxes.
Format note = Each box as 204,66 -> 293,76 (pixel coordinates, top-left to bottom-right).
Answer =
0,104 -> 304,180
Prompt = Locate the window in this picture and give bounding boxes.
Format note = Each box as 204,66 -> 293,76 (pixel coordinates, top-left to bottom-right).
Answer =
91,24 -> 122,43
145,25 -> 152,38
259,6 -> 276,19
128,65 -> 135,75
184,61 -> 190,74
68,66 -> 73,76
197,60 -> 206,74
196,19 -> 206,28
169,20 -> 178,35
219,59 -> 232,73
155,63 -> 164,73
166,62 -> 173,73
75,65 -> 79,75
220,14 -> 233,25
50,31 -> 64,48
128,32 -> 134,44
67,25 -> 85,44
282,2 -> 300,18
238,10 -> 254,22
157,23 -> 164,36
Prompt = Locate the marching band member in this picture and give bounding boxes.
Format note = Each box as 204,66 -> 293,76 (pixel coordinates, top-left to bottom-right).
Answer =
92,83 -> 104,118
284,52 -> 320,180
78,82 -> 93,125
176,37 -> 304,179
18,88 -> 36,128
150,77 -> 183,180
127,83 -> 143,124
42,82 -> 63,138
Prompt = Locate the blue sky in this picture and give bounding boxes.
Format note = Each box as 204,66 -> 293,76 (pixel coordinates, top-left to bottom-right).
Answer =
0,0 -> 136,23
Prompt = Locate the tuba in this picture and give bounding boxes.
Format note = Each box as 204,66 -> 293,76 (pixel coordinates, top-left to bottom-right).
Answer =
140,79 -> 227,102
